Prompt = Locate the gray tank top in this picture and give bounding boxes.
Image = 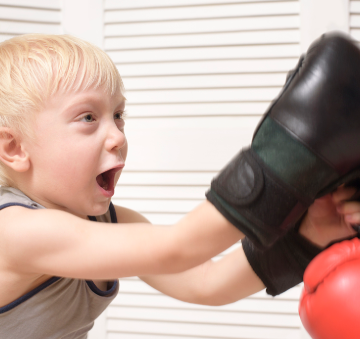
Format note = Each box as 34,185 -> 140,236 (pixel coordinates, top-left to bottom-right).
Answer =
0,187 -> 119,339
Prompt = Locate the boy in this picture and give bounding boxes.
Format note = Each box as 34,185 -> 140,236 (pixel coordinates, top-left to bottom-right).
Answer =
0,34 -> 357,338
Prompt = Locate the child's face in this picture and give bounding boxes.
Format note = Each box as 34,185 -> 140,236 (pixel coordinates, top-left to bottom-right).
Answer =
22,86 -> 127,218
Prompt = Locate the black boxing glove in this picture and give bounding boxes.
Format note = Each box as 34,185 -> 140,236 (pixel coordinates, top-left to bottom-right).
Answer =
243,224 -> 360,296
207,32 -> 360,249
242,223 -> 322,296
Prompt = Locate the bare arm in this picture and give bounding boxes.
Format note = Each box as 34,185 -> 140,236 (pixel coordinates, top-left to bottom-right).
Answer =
115,205 -> 263,305
0,201 -> 243,280
140,244 -> 265,306
141,186 -> 360,306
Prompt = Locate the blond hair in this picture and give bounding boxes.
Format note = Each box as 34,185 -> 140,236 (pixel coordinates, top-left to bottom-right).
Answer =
0,34 -> 124,186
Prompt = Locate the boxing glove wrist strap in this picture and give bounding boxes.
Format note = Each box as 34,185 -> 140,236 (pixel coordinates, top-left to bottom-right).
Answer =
206,117 -> 341,249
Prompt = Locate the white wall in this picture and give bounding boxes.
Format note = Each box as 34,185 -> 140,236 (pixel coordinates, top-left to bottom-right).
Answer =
103,1 -> 303,337
0,1 -> 351,338
0,0 -> 62,42
300,0 -> 349,52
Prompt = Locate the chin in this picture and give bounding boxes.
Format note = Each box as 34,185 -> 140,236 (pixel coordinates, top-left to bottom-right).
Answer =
89,201 -> 111,216
67,200 -> 109,219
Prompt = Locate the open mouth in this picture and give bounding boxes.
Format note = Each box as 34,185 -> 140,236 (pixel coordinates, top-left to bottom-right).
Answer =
96,167 -> 123,193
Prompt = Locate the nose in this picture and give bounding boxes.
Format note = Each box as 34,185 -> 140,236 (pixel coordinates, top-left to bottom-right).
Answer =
105,123 -> 127,153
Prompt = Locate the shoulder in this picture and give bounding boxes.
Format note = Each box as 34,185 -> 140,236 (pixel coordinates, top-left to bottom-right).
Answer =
0,205 -> 42,239
0,206 -> 79,272
112,204 -> 150,224
0,205 -> 84,249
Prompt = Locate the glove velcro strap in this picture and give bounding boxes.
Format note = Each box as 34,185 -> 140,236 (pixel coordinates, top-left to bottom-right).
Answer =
207,148 -> 309,248
211,148 -> 263,206
253,117 -> 339,200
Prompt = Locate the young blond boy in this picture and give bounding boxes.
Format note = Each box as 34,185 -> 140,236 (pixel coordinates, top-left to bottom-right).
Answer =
0,34 -> 357,338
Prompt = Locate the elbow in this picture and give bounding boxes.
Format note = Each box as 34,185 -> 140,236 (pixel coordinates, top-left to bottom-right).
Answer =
189,263 -> 241,306
202,299 -> 230,307
193,290 -> 240,306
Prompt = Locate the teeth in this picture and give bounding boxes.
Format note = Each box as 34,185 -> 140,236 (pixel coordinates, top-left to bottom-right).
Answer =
103,178 -> 109,190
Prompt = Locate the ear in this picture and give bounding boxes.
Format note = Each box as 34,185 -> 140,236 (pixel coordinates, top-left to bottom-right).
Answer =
0,128 -> 30,173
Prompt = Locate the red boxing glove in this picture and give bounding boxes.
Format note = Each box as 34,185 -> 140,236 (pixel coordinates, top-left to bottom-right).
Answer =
299,238 -> 360,339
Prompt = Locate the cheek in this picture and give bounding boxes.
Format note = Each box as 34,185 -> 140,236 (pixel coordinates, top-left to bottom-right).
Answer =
40,141 -> 98,179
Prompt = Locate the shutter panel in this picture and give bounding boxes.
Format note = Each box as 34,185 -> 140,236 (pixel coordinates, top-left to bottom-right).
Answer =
0,0 -> 62,42
105,1 -> 303,338
1,0 -> 305,338
108,277 -> 302,339
350,0 -> 360,39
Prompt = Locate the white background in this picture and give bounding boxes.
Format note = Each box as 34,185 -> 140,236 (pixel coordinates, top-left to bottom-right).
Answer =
0,1 -> 354,338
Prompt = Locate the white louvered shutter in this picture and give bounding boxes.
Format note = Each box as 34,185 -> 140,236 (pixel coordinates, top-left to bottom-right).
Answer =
350,0 -> 360,39
0,1 -> 328,338
0,0 -> 61,42
104,1 -> 304,339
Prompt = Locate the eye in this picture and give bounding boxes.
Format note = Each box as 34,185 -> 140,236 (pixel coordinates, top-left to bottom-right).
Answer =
80,114 -> 95,123
114,111 -> 126,120
114,111 -> 126,130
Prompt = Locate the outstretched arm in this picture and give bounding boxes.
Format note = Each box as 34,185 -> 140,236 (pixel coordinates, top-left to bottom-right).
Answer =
140,244 -> 265,306
0,201 -> 243,280
140,186 -> 360,305
141,186 -> 360,305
